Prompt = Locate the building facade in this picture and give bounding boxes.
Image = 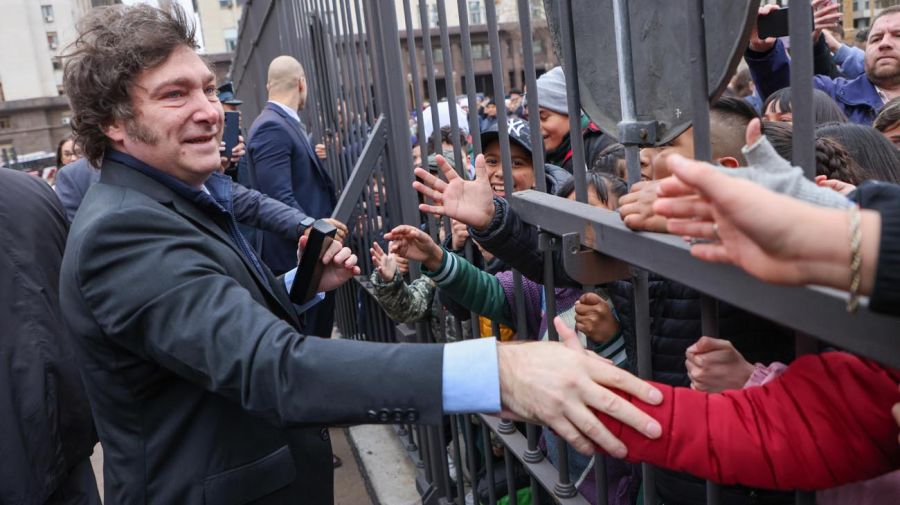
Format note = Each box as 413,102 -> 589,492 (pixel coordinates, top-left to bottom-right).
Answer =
195,0 -> 244,55
396,0 -> 556,105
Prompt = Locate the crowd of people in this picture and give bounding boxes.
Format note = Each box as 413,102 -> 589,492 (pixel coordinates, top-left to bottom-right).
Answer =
3,1 -> 900,505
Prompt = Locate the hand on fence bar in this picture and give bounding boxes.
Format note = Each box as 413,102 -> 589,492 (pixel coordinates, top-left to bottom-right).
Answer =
305,218 -> 348,244
573,292 -> 620,344
496,317 -> 663,458
684,337 -> 754,393
619,180 -> 668,233
413,154 -> 496,230
297,234 -> 360,292
450,219 -> 470,250
653,153 -> 881,291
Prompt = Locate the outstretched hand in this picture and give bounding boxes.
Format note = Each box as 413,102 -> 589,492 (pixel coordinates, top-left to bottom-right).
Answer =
298,235 -> 360,292
370,241 -> 397,281
496,317 -> 662,457
383,225 -> 444,271
413,154 -> 496,230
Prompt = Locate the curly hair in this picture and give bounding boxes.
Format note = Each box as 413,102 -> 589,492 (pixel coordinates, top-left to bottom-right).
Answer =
62,3 -> 197,165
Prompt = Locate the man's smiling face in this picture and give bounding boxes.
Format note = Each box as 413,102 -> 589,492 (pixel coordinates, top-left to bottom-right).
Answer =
105,45 -> 224,187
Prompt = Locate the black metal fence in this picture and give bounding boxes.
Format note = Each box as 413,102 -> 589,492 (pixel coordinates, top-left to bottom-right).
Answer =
231,1 -> 898,504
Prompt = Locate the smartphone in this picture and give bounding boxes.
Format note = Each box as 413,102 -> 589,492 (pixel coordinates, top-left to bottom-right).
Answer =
289,219 -> 338,305
222,111 -> 241,159
757,8 -> 790,39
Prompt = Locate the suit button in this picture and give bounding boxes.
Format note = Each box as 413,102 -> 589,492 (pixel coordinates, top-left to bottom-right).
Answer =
320,428 -> 330,441
378,409 -> 390,422
366,409 -> 378,420
406,409 -> 419,422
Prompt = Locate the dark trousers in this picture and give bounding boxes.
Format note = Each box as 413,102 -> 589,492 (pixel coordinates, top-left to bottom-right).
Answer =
45,458 -> 101,505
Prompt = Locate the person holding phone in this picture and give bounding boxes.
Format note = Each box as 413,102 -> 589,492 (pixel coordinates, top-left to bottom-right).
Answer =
745,1 -> 900,126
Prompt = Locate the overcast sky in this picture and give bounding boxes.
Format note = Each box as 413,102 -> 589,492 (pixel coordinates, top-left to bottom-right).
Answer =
120,0 -> 206,52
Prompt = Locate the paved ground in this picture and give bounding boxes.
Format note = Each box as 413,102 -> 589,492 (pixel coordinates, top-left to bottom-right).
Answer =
89,427 -> 375,504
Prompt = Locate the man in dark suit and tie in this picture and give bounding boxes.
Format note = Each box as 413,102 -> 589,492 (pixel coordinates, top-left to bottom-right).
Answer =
247,55 -> 345,339
57,4 -> 662,504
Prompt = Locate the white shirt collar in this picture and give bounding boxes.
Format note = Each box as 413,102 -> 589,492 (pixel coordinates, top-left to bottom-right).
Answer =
268,100 -> 301,124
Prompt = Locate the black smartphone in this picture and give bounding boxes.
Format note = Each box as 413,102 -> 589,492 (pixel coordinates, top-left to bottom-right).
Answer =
222,111 -> 240,160
757,8 -> 790,39
289,219 -> 338,305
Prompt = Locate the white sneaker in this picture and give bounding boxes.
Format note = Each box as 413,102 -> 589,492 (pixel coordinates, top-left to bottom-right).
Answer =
447,453 -> 457,482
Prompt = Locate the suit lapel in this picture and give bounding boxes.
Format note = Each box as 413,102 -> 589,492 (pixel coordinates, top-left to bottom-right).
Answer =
100,162 -> 301,328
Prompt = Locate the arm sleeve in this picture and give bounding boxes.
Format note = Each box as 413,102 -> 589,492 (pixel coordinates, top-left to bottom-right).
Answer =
833,44 -> 866,79
596,352 -> 900,490
231,181 -> 310,241
53,166 -> 84,223
370,271 -> 436,323
469,196 -> 581,288
853,181 -> 900,315
745,41 -> 792,103
442,337 -> 501,413
73,206 -> 446,426
423,249 -> 516,329
813,34 -> 842,79
248,123 -> 309,214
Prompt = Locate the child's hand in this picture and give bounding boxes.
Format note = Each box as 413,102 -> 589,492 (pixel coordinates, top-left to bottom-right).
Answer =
370,242 -> 397,281
450,219 -> 470,250
685,337 -> 755,393
574,292 -> 619,344
384,225 -> 444,271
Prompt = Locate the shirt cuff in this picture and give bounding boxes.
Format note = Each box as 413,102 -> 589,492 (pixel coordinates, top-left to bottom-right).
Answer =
442,338 -> 501,414
283,268 -> 325,314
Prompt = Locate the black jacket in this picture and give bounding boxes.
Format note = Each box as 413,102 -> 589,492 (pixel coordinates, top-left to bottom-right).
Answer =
0,169 -> 96,505
852,180 -> 900,315
469,198 -> 796,505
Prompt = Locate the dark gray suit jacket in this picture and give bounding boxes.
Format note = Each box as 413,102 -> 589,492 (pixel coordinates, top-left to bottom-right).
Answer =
59,160 -> 443,504
54,157 -> 311,243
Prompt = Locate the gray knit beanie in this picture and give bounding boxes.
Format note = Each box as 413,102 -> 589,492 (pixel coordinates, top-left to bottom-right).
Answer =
533,66 -> 569,115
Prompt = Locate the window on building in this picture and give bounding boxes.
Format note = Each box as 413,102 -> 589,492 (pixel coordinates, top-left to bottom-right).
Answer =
224,27 -> 238,52
471,42 -> 489,59
429,3 -> 439,27
432,46 -> 443,64
468,1 -> 482,25
52,58 -> 62,71
532,37 -> 544,55
219,0 -> 233,7
41,4 -> 54,22
0,117 -> 11,129
0,80 -> 5,102
57,85 -> 65,96
47,31 -> 59,50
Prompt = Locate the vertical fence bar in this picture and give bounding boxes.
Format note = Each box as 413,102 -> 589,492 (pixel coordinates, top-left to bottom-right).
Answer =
611,0 -> 656,503
686,1 -> 722,502
558,0 -> 587,202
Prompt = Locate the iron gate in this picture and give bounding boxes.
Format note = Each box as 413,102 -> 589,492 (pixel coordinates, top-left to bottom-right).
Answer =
231,1 -> 899,504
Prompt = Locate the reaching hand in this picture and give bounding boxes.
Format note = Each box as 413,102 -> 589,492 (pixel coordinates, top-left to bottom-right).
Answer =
574,292 -> 620,344
450,219 -> 470,250
619,180 -> 668,233
370,242 -> 397,281
685,337 -> 754,393
749,4 -> 781,52
383,225 -> 444,271
298,235 -> 360,292
812,0 -> 842,43
413,154 -> 496,230
653,154 -> 824,285
496,317 -> 663,457
815,175 -> 857,195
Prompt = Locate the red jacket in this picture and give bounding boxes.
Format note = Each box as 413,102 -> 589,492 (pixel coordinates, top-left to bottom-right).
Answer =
597,352 -> 900,490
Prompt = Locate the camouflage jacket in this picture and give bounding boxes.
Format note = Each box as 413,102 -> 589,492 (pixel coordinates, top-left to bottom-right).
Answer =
369,270 -> 466,342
